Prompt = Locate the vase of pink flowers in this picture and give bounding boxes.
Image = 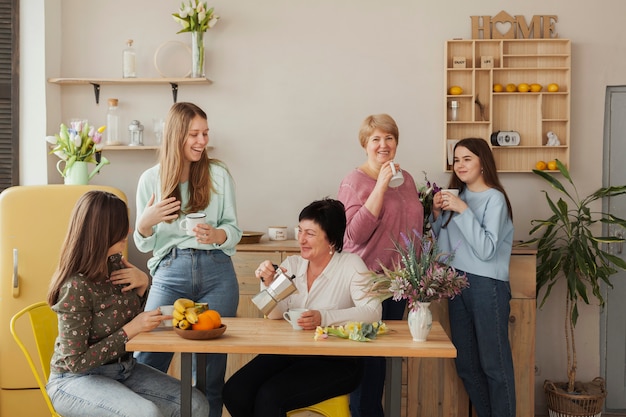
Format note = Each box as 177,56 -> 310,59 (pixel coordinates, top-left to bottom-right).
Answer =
366,229 -> 469,341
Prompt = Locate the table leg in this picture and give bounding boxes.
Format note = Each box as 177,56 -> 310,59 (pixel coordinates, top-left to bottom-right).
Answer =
384,357 -> 402,417
196,353 -> 207,393
181,353 -> 193,417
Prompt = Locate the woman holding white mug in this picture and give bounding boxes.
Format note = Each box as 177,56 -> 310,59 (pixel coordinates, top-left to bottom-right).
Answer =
133,102 -> 242,417
222,199 -> 382,417
337,113 -> 424,417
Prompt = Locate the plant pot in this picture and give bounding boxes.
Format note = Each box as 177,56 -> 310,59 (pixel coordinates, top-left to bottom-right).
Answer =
544,378 -> 607,417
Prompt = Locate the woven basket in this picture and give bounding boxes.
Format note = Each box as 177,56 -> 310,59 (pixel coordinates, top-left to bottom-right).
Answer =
544,378 -> 606,417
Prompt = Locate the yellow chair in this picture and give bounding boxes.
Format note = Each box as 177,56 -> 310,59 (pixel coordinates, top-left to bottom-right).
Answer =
10,301 -> 63,417
287,394 -> 350,417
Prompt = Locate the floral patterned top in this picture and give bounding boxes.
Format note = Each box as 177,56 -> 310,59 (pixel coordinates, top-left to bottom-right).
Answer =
50,272 -> 147,374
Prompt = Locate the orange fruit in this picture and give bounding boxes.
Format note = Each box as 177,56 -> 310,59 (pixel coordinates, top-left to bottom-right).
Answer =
535,161 -> 547,170
505,83 -> 517,92
493,83 -> 503,92
547,160 -> 558,170
192,310 -> 221,330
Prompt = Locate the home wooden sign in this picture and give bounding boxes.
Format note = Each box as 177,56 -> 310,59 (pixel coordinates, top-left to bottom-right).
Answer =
471,10 -> 558,39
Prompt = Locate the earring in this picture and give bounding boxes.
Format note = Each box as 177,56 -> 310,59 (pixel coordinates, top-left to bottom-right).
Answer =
329,246 -> 334,255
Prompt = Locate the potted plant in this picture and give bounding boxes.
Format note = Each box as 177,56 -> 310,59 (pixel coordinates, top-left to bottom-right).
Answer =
522,159 -> 626,416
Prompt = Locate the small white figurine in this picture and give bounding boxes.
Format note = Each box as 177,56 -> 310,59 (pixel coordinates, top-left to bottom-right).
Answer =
546,131 -> 560,146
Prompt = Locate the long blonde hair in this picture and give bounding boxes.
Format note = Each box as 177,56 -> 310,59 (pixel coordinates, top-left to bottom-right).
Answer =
47,191 -> 129,305
159,102 -> 219,214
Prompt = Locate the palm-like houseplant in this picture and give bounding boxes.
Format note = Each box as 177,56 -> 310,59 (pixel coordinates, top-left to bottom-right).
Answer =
523,159 -> 626,414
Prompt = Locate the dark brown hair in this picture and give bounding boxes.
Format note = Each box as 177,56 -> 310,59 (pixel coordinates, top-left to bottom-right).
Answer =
47,191 -> 129,305
443,138 -> 513,226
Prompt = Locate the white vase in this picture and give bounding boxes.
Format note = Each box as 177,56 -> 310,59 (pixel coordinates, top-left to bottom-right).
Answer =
408,302 -> 432,342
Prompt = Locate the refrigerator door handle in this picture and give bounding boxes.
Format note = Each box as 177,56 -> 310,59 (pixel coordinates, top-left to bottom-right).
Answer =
13,248 -> 20,297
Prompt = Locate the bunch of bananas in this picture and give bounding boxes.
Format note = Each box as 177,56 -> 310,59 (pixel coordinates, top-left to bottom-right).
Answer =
172,298 -> 208,330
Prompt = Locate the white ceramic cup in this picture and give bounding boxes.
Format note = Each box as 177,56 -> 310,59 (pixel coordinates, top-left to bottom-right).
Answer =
294,226 -> 300,241
441,189 -> 459,197
283,308 -> 308,330
441,189 -> 459,210
180,213 -> 206,236
388,161 -> 405,188
159,305 -> 174,328
268,226 -> 288,241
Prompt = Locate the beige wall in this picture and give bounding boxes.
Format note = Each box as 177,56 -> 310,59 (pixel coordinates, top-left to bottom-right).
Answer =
21,0 -> 626,413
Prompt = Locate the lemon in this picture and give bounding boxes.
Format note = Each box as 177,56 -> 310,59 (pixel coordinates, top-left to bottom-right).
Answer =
505,83 -> 517,92
547,83 -> 560,92
530,83 -> 543,92
547,160 -> 558,170
493,83 -> 504,93
535,161 -> 547,170
449,86 -> 463,95
517,83 -> 530,93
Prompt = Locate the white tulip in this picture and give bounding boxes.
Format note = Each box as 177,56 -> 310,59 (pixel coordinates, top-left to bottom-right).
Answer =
45,135 -> 58,144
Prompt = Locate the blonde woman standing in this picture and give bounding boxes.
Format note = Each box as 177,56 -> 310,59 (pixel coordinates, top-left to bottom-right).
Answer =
134,102 -> 242,417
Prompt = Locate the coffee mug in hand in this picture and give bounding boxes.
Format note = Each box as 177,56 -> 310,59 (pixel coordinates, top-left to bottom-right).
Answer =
283,308 -> 308,330
441,189 -> 459,210
441,189 -> 459,197
388,162 -> 405,188
159,305 -> 174,328
180,212 -> 207,236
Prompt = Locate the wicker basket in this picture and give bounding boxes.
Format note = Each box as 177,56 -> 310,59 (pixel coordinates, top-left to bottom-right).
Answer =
544,378 -> 607,417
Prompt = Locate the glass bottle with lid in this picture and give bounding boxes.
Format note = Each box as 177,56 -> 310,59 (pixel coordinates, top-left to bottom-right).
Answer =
106,98 -> 121,145
123,39 -> 136,78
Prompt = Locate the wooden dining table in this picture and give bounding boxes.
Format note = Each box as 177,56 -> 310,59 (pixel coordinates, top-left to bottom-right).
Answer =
126,318 -> 457,417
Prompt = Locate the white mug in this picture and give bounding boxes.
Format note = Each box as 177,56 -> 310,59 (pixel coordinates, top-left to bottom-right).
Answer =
389,161 -> 405,188
180,213 -> 206,236
283,308 -> 308,330
268,226 -> 288,241
159,305 -> 174,328
440,189 -> 459,210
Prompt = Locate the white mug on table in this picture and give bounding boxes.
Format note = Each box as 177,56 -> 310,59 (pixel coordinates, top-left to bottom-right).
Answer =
283,308 -> 308,330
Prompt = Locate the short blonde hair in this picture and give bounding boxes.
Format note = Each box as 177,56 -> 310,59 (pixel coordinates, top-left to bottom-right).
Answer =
358,114 -> 399,148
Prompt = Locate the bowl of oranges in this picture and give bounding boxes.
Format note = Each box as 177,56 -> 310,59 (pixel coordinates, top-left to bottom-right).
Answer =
171,298 -> 226,340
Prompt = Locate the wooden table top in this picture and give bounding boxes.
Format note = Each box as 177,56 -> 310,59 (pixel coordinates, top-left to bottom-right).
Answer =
126,318 -> 456,358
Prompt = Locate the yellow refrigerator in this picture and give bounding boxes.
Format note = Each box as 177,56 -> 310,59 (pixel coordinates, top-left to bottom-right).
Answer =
0,185 -> 126,416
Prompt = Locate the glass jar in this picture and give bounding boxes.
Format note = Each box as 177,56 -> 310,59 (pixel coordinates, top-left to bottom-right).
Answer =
128,120 -> 144,146
448,101 -> 460,121
105,98 -> 121,145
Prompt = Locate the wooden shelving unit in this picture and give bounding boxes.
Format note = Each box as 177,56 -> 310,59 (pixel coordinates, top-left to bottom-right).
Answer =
48,77 -> 213,103
444,39 -> 571,172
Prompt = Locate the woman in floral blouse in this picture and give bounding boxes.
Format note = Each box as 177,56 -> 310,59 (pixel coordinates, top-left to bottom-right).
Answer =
46,191 -> 209,417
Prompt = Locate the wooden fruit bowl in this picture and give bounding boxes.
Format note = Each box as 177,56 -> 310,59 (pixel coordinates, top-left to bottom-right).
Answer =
173,324 -> 227,340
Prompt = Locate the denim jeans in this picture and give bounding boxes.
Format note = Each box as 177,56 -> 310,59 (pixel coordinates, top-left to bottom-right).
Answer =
448,272 -> 516,417
350,297 -> 406,417
47,358 -> 209,417
135,248 -> 239,417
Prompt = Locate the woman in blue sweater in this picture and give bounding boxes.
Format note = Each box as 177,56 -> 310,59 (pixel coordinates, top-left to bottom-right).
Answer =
430,138 -> 515,417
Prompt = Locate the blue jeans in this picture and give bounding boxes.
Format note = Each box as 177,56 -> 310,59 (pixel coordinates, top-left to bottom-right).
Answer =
448,272 -> 516,417
350,297 -> 406,417
135,248 -> 239,417
47,357 -> 209,417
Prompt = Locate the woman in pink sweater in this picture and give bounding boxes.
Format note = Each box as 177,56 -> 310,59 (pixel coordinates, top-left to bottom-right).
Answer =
337,113 -> 423,417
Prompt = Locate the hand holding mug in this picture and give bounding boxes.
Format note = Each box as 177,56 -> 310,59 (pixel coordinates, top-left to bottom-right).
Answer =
180,212 -> 207,236
283,308 -> 308,330
388,161 -> 404,188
